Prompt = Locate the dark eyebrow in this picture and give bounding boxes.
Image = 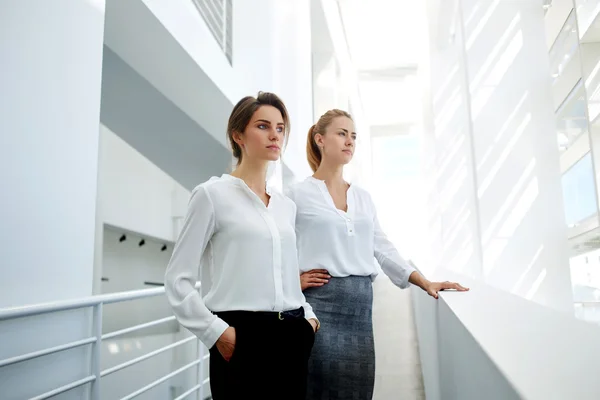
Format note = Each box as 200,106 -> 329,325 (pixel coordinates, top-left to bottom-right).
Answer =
256,119 -> 285,126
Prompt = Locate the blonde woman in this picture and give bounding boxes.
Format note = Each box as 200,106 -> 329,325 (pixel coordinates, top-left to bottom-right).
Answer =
287,109 -> 468,399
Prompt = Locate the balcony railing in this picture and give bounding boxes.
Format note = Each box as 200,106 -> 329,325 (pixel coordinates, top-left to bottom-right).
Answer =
0,283 -> 208,400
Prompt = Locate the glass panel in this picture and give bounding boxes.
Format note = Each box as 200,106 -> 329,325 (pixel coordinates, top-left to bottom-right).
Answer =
556,81 -> 589,152
575,0 -> 600,38
548,11 -> 579,85
561,152 -> 598,226
570,248 -> 600,325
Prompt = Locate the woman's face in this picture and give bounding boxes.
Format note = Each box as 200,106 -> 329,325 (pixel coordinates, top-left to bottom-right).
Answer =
315,116 -> 356,166
235,105 -> 285,163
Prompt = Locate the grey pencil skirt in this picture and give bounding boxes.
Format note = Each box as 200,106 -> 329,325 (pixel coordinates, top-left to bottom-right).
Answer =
303,275 -> 375,400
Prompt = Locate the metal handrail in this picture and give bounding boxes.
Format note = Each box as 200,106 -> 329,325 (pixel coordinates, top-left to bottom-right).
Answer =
101,336 -> 196,377
31,376 -> 97,400
0,283 -> 199,321
0,336 -> 97,368
121,359 -> 202,400
0,282 -> 209,400
102,315 -> 177,340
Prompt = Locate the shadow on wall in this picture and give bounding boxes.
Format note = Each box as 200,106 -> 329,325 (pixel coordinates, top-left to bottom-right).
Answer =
427,0 -> 571,308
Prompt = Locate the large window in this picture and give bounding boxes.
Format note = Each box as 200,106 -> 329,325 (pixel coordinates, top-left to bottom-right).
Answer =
575,0 -> 600,38
548,11 -> 579,85
556,81 -> 589,152
561,152 -> 598,226
570,248 -> 600,325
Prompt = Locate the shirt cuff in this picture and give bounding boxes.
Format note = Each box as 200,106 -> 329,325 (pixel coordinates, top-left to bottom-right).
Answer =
304,308 -> 318,322
201,317 -> 229,349
400,266 -> 417,289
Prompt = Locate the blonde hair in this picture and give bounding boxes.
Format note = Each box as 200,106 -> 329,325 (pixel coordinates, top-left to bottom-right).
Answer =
227,92 -> 290,165
306,109 -> 353,172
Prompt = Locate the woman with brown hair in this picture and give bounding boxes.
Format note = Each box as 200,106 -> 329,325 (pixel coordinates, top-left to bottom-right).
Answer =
164,92 -> 318,400
287,109 -> 468,399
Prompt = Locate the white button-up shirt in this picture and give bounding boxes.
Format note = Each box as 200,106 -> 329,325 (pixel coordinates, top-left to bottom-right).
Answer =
165,174 -> 316,349
287,177 -> 416,288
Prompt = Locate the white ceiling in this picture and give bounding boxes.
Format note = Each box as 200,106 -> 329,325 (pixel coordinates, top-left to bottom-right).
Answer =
337,0 -> 427,70
337,0 -> 427,130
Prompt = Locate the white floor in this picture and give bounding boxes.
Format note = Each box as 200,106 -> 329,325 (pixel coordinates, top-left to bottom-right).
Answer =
373,276 -> 425,400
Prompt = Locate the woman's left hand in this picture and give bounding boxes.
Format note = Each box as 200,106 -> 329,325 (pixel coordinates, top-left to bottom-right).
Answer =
300,269 -> 330,291
426,281 -> 469,299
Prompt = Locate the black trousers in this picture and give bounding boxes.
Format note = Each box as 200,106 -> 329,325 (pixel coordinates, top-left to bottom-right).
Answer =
209,307 -> 315,400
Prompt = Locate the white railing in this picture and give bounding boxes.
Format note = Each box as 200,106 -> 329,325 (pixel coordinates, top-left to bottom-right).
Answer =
0,283 -> 209,400
191,0 -> 233,64
412,267 -> 600,400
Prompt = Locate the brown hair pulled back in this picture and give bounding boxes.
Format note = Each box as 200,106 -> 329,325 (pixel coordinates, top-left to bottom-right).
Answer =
227,92 -> 290,165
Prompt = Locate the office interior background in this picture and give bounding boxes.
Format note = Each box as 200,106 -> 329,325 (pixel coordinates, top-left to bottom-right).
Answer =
2,0 -> 600,399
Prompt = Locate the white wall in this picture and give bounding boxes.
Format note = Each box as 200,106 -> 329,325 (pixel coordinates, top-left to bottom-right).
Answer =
99,125 -> 190,243
422,0 -> 483,279
268,0 -> 315,179
412,268 -> 600,400
308,0 -> 373,187
423,0 -> 573,312
544,0 -> 574,50
101,229 -> 174,333
141,0 -> 315,181
140,0 -> 249,106
0,0 -> 104,308
0,2 -> 105,398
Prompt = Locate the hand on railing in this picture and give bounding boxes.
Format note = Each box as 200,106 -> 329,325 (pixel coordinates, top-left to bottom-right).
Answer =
408,269 -> 469,300
216,326 -> 237,361
425,281 -> 469,299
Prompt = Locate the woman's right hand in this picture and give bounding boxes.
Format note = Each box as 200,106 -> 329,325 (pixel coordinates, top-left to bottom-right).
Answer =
216,327 -> 236,361
300,269 -> 331,291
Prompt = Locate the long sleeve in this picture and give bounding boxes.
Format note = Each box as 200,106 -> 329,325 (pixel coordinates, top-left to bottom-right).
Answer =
301,295 -> 317,321
372,208 -> 416,289
287,193 -> 318,321
164,186 -> 229,349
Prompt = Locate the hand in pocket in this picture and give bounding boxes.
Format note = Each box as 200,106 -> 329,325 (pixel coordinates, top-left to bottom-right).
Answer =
216,327 -> 236,361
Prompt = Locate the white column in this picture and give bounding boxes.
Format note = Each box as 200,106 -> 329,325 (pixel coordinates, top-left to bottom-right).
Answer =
424,0 -> 573,312
422,0 -> 484,280
0,0 -> 105,308
272,0 -> 314,180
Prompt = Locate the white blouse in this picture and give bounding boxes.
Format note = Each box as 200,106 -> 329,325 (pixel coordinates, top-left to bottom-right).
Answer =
165,174 -> 316,349
287,177 -> 416,288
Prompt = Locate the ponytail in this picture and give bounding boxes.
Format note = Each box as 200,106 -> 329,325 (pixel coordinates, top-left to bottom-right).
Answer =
306,125 -> 321,172
305,109 -> 353,172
